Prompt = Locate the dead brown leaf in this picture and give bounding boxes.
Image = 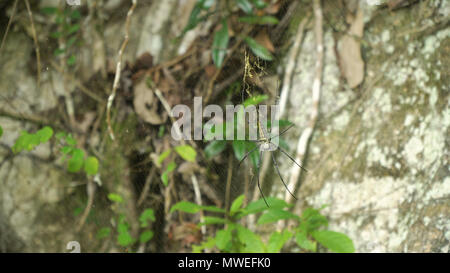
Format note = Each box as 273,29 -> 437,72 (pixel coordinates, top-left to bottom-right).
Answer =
133,79 -> 168,124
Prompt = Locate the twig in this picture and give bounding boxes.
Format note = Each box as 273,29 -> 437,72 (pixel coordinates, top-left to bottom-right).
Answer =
76,179 -> 96,232
0,0 -> 18,57
137,166 -> 156,206
224,153 -> 233,215
191,175 -> 206,235
278,0 -> 323,230
106,0 -> 137,141
24,0 -> 41,90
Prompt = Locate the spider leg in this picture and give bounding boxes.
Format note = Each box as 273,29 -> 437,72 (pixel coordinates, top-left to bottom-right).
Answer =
237,144 -> 260,168
271,152 -> 297,200
278,146 -> 308,172
268,124 -> 295,141
257,150 -> 269,207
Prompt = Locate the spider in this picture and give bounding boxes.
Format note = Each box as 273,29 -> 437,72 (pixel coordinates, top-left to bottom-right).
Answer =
238,123 -> 308,207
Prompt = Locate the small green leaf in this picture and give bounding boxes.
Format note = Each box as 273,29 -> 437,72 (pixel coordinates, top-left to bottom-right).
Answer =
117,232 -> 134,247
96,227 -> 111,240
204,140 -> 227,158
232,140 -> 246,161
36,126 -> 53,143
139,209 -> 155,228
236,224 -> 265,252
295,230 -> 317,252
41,7 -> 58,15
70,10 -> 81,19
238,15 -> 279,25
54,48 -> 65,56
139,230 -> 154,243
84,156 -> 99,175
250,0 -> 267,9
301,207 -> 329,232
67,148 -> 84,172
311,230 -> 355,253
236,0 -> 253,14
244,197 -> 290,215
0,126 -> 3,138
67,55 -> 76,66
108,193 -> 123,203
174,145 -> 197,162
244,36 -> 273,61
230,194 -> 245,215
267,230 -> 293,253
183,3 -> 202,33
257,209 -> 299,224
170,201 -> 201,214
243,94 -> 268,107
215,228 -> 232,250
161,161 -> 177,186
50,31 -> 62,39
66,135 -> 76,146
212,19 -> 229,68
198,216 -> 226,226
192,236 -> 215,253
157,149 -> 171,164
67,24 -> 80,35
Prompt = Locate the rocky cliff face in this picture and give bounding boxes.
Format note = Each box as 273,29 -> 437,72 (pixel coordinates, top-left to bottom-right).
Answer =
0,0 -> 448,252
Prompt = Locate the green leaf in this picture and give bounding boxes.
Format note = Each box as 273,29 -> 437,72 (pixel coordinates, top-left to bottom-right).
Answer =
36,126 -> 53,142
157,149 -> 171,164
96,227 -> 111,240
174,145 -> 197,162
301,207 -> 328,232
139,209 -> 155,228
230,194 -> 245,215
84,156 -> 99,175
243,94 -> 268,107
54,48 -> 65,56
0,126 -> 3,138
117,231 -> 134,247
170,201 -> 200,214
41,7 -> 58,15
50,31 -> 62,39
67,148 -> 84,172
192,236 -> 216,253
244,197 -> 290,215
257,209 -> 299,224
244,36 -> 273,61
215,228 -> 232,250
236,224 -> 265,252
198,216 -> 226,226
183,3 -> 202,33
232,140 -> 246,161
250,0 -> 267,9
311,230 -> 355,253
67,55 -> 76,66
295,230 -> 316,252
204,140 -> 227,158
161,161 -> 177,186
139,230 -> 154,243
212,19 -> 229,68
66,135 -> 76,146
70,10 -> 81,19
238,15 -> 279,25
236,0 -> 253,14
67,24 -> 80,35
267,230 -> 293,253
107,193 -> 123,203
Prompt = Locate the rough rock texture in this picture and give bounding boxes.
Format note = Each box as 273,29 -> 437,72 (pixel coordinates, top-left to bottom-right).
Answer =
273,1 -> 449,252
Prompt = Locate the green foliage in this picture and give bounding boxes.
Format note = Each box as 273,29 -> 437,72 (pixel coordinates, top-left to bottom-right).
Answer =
212,19 -> 229,68
161,161 -> 176,186
41,6 -> 81,66
12,126 -> 53,153
84,156 -> 99,175
174,145 -> 197,162
0,125 -> 2,138
56,132 -> 99,175
171,195 -> 354,253
108,193 -> 124,203
244,36 -> 274,61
